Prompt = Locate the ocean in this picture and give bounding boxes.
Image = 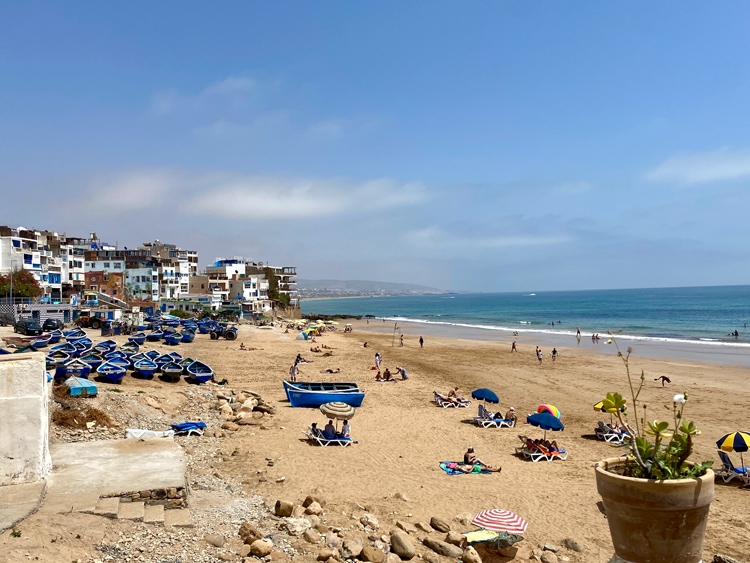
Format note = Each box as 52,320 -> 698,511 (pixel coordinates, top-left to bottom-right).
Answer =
302,285 -> 750,350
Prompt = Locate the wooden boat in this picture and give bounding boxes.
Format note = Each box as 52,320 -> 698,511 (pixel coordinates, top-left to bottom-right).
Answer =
61,358 -> 92,380
144,349 -> 160,360
51,342 -> 77,355
146,330 -> 164,342
128,352 -> 146,369
96,361 -> 127,384
105,350 -> 128,360
47,330 -> 63,344
154,354 -> 173,371
0,348 -> 11,355
160,361 -> 183,383
120,342 -> 140,355
283,380 -> 365,408
164,332 -> 182,346
46,350 -> 70,370
178,357 -> 194,375
128,332 -> 146,346
133,358 -> 158,379
65,376 -> 97,397
72,339 -> 93,356
13,344 -> 36,354
94,340 -> 118,354
181,330 -> 196,343
107,357 -> 130,371
80,352 -> 104,371
31,336 -> 51,349
166,351 -> 183,361
185,360 -> 214,384
64,329 -> 86,340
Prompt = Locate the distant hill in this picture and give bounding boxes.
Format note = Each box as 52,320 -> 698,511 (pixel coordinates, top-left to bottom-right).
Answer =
296,279 -> 445,297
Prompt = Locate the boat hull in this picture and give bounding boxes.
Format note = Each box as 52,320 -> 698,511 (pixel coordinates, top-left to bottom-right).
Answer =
283,381 -> 365,408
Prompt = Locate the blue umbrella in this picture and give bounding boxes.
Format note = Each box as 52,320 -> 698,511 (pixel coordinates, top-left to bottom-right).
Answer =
526,412 -> 564,439
471,388 -> 499,404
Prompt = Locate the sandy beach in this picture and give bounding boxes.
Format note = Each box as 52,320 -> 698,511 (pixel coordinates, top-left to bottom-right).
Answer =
1,320 -> 749,562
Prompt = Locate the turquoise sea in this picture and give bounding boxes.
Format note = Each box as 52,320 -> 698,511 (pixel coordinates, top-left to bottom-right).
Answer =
302,285 -> 750,349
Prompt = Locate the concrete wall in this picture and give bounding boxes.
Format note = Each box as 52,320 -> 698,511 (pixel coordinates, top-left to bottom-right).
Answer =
0,353 -> 51,485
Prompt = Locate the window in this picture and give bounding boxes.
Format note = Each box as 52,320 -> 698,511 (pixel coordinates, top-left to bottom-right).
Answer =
91,276 -> 97,282
24,254 -> 32,264
114,263 -> 122,269
12,239 -> 20,247
104,262 -> 110,268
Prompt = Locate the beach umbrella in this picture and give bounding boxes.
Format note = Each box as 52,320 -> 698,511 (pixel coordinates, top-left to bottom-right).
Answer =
716,431 -> 750,468
471,388 -> 499,404
526,412 -> 564,439
594,399 -> 625,424
471,509 -> 528,535
319,402 -> 356,420
537,404 -> 560,418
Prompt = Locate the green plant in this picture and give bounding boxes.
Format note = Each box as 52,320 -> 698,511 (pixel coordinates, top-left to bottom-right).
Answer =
601,332 -> 713,480
11,529 -> 21,538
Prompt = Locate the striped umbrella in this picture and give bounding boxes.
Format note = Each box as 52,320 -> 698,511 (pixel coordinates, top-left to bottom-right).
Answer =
471,509 -> 528,535
716,431 -> 750,468
319,402 -> 356,420
537,404 -> 561,418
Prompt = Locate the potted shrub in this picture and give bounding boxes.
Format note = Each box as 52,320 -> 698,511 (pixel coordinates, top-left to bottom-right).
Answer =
595,334 -> 714,563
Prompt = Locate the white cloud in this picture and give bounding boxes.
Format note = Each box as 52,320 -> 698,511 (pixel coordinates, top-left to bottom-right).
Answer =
647,147 -> 750,185
405,227 -> 571,250
150,76 -> 261,115
84,169 -> 427,220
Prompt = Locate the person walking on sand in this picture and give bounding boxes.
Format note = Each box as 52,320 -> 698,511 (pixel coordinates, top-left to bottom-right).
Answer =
375,352 -> 382,370
289,363 -> 298,382
511,341 -> 517,352
419,336 -> 424,348
576,327 -> 581,337
400,334 -> 404,347
551,348 -> 558,361
536,347 -> 543,364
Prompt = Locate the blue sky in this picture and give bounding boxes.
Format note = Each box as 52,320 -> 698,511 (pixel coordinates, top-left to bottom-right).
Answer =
2,2 -> 750,292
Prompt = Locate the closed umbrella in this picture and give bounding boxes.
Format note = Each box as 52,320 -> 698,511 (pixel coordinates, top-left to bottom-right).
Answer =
471,509 -> 528,535
471,388 -> 499,404
526,412 -> 564,439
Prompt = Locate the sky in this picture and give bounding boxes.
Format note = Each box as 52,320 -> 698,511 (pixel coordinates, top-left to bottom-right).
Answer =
2,2 -> 750,292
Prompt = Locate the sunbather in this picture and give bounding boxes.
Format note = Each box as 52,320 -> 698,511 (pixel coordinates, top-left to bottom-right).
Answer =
383,368 -> 394,381
460,446 -> 502,473
324,420 -> 337,439
500,406 -> 517,422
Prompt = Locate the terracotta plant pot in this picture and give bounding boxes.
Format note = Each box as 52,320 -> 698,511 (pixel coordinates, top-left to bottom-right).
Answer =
595,457 -> 714,563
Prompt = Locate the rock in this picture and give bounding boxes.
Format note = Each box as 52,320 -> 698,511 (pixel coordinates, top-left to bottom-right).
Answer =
250,539 -> 274,557
423,538 -> 463,559
415,522 -> 433,533
303,529 -> 322,544
394,492 -> 409,502
305,501 -> 324,515
445,531 -> 464,547
390,530 -> 416,560
239,522 -> 262,544
395,521 -> 418,535
281,517 -> 311,536
221,421 -> 239,431
429,517 -> 451,533
540,552 -> 558,563
374,540 -> 389,552
422,553 -> 440,563
713,557 -> 745,563
361,546 -> 386,563
303,495 -> 327,508
239,398 -> 259,412
275,500 -> 295,517
453,513 -> 472,526
238,545 -> 252,557
562,538 -> 583,553
219,404 -> 234,417
269,551 -> 287,561
292,505 -> 306,518
314,524 -> 329,534
317,548 -> 339,561
255,402 -> 276,414
205,534 -> 226,548
237,393 -> 247,403
341,538 -> 363,559
543,543 -> 560,553
325,533 -> 340,549
360,513 -> 380,530
462,546 -> 481,563
386,553 -> 402,563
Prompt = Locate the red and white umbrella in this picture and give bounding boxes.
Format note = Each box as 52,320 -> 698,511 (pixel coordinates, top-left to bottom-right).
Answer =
471,509 -> 528,535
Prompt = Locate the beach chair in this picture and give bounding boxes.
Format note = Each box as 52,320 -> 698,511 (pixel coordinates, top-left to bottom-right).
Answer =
170,421 -> 207,437
536,443 -> 568,461
595,422 -> 627,445
474,404 -> 515,428
302,426 -> 352,447
716,451 -> 750,485
434,391 -> 470,408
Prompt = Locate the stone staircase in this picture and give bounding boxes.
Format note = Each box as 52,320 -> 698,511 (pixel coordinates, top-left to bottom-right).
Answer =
90,496 -> 193,527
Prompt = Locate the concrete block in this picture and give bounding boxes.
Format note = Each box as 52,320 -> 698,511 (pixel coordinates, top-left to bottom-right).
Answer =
94,497 -> 120,518
164,508 -> 193,528
118,501 -> 145,521
143,504 -> 165,524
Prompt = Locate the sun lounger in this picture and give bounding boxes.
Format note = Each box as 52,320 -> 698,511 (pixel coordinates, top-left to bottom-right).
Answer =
595,421 -> 628,444
170,421 -> 207,436
474,404 -> 515,428
434,391 -> 470,408
716,451 -> 750,485
515,438 -> 567,462
302,426 -> 353,447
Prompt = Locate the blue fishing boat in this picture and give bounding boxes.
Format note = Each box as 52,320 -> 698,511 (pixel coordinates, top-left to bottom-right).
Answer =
128,332 -> 146,345
133,358 -> 158,379
51,342 -> 77,356
64,328 -> 86,340
13,344 -> 36,354
185,360 -> 214,384
120,342 -> 140,355
61,358 -> 92,380
107,357 -> 130,370
31,336 -> 51,349
128,352 -> 146,369
160,361 -> 183,383
144,349 -> 160,360
154,354 -> 173,371
164,332 -> 182,346
94,340 -> 118,354
104,350 -> 128,361
80,352 -> 104,371
283,380 -> 365,408
73,339 -> 93,357
146,330 -> 164,342
178,357 -> 194,374
47,330 -> 63,344
167,351 -> 183,361
0,348 -> 11,355
181,330 -> 196,343
46,350 -> 70,370
96,361 -> 127,384
65,376 -> 97,397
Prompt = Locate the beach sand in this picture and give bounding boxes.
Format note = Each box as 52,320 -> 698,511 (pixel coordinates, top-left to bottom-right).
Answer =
1,320 -> 749,561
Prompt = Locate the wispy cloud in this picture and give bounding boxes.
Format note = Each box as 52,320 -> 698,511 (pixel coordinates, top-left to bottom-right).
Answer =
405,227 -> 572,250
84,169 -> 427,220
150,76 -> 263,115
647,147 -> 750,185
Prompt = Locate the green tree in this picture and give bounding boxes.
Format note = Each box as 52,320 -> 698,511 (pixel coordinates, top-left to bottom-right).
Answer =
0,268 -> 43,299
264,267 -> 291,307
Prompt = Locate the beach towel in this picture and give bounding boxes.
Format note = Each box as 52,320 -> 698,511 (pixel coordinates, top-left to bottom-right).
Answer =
439,461 -> 491,475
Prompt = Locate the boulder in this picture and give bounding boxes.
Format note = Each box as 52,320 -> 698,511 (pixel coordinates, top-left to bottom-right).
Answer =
540,552 -> 558,563
445,531 -> 464,547
292,505 -> 306,518
325,533 -> 340,549
239,522 -> 262,544
305,501 -> 324,515
395,521 -> 418,535
317,548 -> 339,561
390,530 -> 416,560
221,421 -> 239,431
250,539 -> 274,557
360,513 -> 380,530
238,544 -> 252,557
423,538 -> 463,559
386,553 -> 402,563
269,551 -> 287,561
341,538 -> 363,559
205,534 -> 226,548
303,529 -> 322,544
461,546 -> 481,563
304,495 -> 327,508
422,553 -> 440,563
281,517 -> 311,536
415,522 -> 433,533
240,398 -> 259,412
429,517 -> 451,533
361,546 -> 386,563
275,500 -> 295,517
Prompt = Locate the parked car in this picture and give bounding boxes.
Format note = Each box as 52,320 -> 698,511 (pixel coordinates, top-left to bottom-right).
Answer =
14,319 -> 43,336
42,318 -> 64,331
